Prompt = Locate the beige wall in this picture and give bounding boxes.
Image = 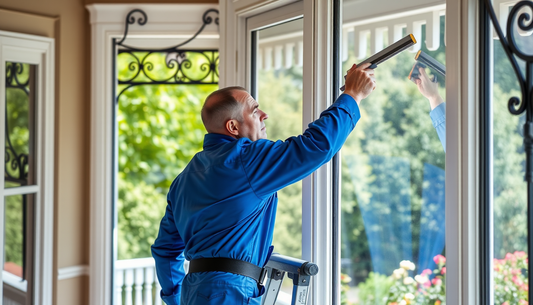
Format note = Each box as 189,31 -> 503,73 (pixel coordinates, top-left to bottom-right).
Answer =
0,1 -> 89,303
0,0 -> 215,304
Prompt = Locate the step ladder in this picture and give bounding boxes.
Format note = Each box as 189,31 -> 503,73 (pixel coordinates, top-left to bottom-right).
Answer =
261,253 -> 319,305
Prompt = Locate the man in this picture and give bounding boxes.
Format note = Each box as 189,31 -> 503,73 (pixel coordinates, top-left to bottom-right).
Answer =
151,62 -> 376,305
414,67 -> 446,151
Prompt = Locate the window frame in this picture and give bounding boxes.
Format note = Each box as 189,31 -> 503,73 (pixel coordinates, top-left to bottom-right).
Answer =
223,0 -> 483,304
0,30 -> 55,305
86,4 -> 219,305
221,1 -> 342,303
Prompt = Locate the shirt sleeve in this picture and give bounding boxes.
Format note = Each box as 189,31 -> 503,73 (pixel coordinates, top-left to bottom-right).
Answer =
151,201 -> 186,305
240,93 -> 361,198
430,102 -> 446,152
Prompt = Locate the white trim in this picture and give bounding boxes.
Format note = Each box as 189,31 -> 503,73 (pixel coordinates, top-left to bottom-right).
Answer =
445,0 -> 480,303
86,4 -> 218,305
57,265 -> 90,281
3,271 -> 27,292
0,30 -> 55,305
3,185 -> 40,196
302,2 -> 334,304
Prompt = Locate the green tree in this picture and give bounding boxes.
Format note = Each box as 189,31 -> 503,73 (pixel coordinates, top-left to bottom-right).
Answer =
258,67 -> 303,258
116,52 -> 217,259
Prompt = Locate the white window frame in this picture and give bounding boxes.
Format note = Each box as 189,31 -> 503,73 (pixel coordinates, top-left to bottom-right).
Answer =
0,30 -> 55,305
221,0 -> 482,304
86,4 -> 219,305
221,1 -> 336,303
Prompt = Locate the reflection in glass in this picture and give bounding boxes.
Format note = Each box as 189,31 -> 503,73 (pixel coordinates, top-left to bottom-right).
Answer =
4,62 -> 36,188
340,8 -> 446,304
491,4 -> 530,302
254,18 -> 304,260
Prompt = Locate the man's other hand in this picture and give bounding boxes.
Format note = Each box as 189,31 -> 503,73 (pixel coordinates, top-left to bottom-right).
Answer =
343,63 -> 376,105
415,67 -> 444,110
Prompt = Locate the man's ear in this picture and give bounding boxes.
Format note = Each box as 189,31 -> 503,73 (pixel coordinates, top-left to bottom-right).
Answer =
226,119 -> 239,136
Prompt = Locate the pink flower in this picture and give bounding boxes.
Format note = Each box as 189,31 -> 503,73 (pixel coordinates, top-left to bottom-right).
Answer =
502,302 -> 509,305
423,281 -> 431,288
512,275 -> 523,286
505,253 -> 516,262
522,284 -> 529,291
422,269 -> 433,275
441,267 -> 446,275
514,251 -> 526,258
431,278 -> 442,286
433,254 -> 446,265
519,300 -> 527,305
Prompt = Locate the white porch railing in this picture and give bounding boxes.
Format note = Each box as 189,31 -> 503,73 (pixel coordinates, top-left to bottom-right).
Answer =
115,258 -> 166,305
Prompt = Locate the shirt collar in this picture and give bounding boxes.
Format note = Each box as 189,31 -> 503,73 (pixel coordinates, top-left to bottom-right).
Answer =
203,133 -> 237,149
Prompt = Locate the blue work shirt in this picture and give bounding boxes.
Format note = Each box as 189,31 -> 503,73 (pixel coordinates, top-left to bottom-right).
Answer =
430,102 -> 446,152
151,93 -> 360,305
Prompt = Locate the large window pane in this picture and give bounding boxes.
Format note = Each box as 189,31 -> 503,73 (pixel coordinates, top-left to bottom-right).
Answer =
254,18 -> 304,259
116,51 -> 217,260
114,49 -> 218,304
4,62 -> 36,188
340,5 -> 446,304
490,2 -> 531,302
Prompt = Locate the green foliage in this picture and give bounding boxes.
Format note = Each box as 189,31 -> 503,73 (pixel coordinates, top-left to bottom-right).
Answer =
116,52 -> 216,259
258,66 -> 304,258
492,84 -> 527,259
4,196 -> 23,267
355,272 -> 394,305
117,179 -> 168,259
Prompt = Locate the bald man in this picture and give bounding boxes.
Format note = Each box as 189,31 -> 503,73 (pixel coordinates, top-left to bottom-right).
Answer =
151,63 -> 376,305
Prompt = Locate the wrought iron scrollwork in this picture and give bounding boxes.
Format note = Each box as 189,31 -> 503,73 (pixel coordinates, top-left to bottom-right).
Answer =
114,8 -> 219,102
4,62 -> 30,185
485,0 -> 533,176
485,0 -> 533,116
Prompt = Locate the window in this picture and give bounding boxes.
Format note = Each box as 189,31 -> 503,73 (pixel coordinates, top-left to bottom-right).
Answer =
249,8 -> 304,260
339,4 -> 447,304
87,4 -> 219,304
482,0 -> 533,303
0,30 -> 55,305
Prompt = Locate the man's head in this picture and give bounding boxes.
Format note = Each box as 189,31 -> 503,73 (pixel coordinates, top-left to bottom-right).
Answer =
201,86 -> 269,141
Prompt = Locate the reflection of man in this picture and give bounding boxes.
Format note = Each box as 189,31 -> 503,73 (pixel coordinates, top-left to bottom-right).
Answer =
151,63 -> 376,305
414,67 -> 446,151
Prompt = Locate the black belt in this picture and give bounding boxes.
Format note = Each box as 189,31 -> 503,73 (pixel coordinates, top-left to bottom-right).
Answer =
188,258 -> 268,285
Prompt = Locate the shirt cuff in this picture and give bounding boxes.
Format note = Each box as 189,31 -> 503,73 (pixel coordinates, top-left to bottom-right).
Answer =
161,291 -> 181,305
430,102 -> 446,128
331,93 -> 361,125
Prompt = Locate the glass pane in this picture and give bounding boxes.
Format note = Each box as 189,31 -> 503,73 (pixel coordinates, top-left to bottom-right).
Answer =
340,5 -> 446,304
254,18 -> 304,259
490,1 -> 530,302
5,62 -> 37,188
3,193 -> 34,303
116,51 -> 217,261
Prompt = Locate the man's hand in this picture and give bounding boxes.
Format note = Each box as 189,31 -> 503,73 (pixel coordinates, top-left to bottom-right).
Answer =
415,67 -> 444,110
343,63 -> 376,105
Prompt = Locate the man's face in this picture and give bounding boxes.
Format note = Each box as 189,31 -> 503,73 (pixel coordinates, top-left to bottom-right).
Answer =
234,90 -> 268,141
